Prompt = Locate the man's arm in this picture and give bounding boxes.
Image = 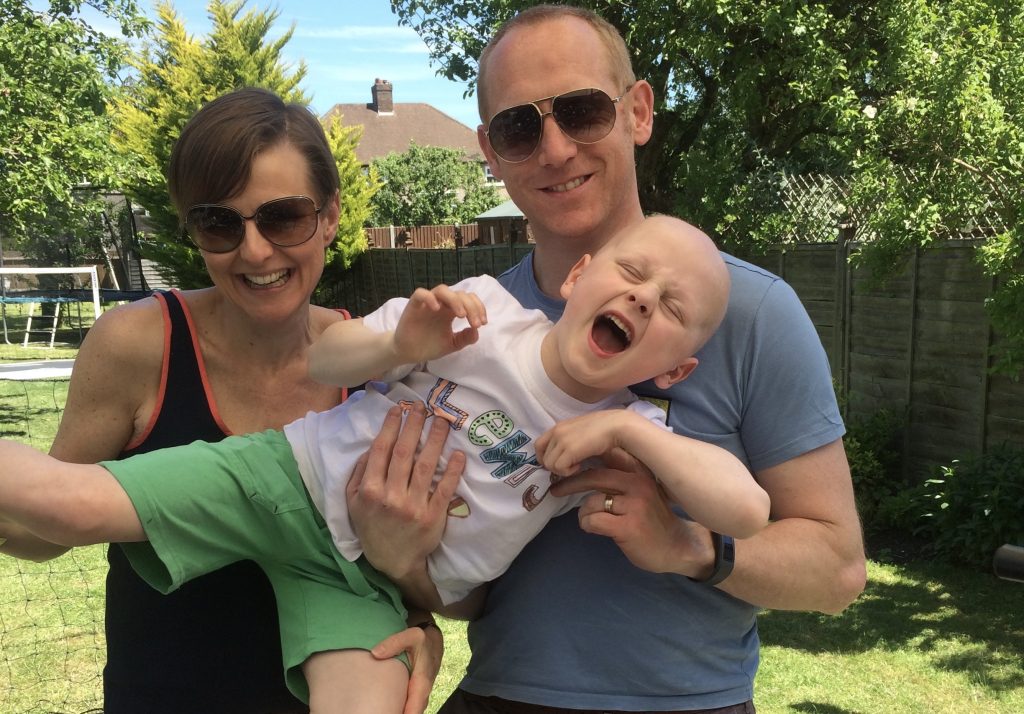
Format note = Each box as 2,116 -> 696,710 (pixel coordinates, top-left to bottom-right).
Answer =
716,438 -> 866,613
309,285 -> 486,387
347,404 -> 477,711
552,438 -> 865,614
344,404 -> 469,606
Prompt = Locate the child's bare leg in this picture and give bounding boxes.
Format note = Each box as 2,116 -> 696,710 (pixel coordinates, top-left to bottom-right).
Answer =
0,440 -> 143,546
304,648 -> 408,714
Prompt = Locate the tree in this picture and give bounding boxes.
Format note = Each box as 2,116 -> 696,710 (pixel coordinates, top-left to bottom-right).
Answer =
369,143 -> 501,227
391,0 -> 1024,372
0,1 -> 146,260
846,1 -> 1024,373
390,1 -> 895,231
111,0 -> 372,287
325,115 -> 379,268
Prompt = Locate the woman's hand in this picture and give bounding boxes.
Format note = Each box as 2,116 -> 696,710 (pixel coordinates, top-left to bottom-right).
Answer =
371,619 -> 444,714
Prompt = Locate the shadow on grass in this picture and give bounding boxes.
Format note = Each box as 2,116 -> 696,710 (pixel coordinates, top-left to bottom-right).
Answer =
758,560 -> 1024,693
790,703 -> 858,714
0,382 -> 68,447
0,403 -> 30,436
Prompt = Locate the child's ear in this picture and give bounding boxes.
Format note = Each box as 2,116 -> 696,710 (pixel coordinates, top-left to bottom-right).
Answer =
653,358 -> 698,389
559,254 -> 592,300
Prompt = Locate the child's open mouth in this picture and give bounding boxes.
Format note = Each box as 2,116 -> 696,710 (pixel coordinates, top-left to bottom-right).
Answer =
591,314 -> 632,354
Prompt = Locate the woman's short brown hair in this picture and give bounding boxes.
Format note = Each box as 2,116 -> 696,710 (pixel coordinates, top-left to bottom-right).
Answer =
167,88 -> 339,222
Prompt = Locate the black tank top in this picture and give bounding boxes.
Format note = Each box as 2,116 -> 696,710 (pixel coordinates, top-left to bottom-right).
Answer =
103,291 -> 306,714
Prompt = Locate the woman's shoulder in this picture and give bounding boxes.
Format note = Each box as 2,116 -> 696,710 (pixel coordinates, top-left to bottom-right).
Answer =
310,302 -> 352,333
71,295 -> 167,391
86,293 -> 166,352
53,295 -> 168,460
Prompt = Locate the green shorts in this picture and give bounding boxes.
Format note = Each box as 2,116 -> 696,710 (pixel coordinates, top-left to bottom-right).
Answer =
101,429 -> 408,703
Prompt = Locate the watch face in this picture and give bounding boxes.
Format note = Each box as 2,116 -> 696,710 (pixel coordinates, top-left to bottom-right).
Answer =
687,532 -> 735,585
721,533 -> 736,562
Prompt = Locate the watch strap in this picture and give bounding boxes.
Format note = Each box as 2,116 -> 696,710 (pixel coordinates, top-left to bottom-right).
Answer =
692,531 -> 735,586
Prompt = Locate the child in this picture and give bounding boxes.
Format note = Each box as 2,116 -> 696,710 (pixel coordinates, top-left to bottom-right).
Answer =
0,215 -> 768,713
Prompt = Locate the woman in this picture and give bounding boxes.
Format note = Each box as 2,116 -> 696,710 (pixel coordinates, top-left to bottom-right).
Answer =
0,88 -> 442,714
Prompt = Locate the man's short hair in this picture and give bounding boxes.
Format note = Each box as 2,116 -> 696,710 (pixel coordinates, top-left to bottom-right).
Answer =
477,4 -> 637,122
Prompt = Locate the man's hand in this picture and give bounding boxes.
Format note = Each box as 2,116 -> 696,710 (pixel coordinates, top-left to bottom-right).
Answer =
393,285 -> 487,365
551,466 -> 716,579
371,621 -> 443,714
346,403 -> 463,582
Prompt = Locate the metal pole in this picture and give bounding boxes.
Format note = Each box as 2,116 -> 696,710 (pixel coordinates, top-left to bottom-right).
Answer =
0,219 -> 10,344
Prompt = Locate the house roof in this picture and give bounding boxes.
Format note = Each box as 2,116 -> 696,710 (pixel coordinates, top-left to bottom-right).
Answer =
476,199 -> 524,220
322,100 -> 483,165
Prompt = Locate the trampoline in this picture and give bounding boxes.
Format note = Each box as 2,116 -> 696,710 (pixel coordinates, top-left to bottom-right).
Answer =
0,267 -> 152,347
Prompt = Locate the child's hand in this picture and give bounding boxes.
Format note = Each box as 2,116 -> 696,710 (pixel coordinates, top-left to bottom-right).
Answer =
536,409 -> 638,477
393,285 -> 487,364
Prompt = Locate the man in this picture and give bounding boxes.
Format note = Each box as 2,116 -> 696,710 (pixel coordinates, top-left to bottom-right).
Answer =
356,5 -> 867,713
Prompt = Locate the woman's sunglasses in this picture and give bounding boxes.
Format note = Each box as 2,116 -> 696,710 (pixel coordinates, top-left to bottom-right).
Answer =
484,86 -> 633,163
184,195 -> 322,254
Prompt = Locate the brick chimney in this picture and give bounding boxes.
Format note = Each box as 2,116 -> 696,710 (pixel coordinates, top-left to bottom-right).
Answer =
370,78 -> 394,114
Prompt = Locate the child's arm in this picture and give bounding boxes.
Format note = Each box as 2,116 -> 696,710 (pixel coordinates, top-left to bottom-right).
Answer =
0,440 -> 145,549
309,284 -> 487,387
535,409 -> 770,539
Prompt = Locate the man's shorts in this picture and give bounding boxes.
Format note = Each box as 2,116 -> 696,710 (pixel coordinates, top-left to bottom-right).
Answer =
101,429 -> 408,702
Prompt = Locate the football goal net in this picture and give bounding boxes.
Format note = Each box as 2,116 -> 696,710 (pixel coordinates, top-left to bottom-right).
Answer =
0,267 -> 102,349
0,363 -> 105,714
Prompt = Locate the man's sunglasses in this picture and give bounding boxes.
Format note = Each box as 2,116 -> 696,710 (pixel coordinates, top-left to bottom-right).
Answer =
484,86 -> 633,163
184,195 -> 322,254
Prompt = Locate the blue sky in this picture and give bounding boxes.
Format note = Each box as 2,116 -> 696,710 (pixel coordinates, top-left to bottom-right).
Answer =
91,0 -> 483,128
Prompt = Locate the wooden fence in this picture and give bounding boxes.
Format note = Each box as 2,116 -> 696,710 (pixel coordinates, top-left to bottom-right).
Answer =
317,242 -> 534,318
736,237 -> 1023,478
317,238 -> 1024,479
364,223 -> 480,249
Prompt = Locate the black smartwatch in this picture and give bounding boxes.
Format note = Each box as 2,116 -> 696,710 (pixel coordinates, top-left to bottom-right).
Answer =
692,532 -> 735,586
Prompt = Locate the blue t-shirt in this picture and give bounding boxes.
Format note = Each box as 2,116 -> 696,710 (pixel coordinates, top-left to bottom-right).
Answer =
456,249 -> 845,710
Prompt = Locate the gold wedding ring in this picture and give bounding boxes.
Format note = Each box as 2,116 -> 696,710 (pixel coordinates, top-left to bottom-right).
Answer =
603,494 -> 615,514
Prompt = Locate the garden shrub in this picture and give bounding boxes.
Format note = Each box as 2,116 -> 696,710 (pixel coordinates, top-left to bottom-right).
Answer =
844,409 -> 903,534
912,446 -> 1024,567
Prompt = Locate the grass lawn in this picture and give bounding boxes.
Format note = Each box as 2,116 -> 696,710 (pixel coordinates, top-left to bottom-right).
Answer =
756,559 -> 1024,712
0,545 -> 107,714
0,299 -> 94,359
2,330 -> 1023,713
430,558 -> 1024,714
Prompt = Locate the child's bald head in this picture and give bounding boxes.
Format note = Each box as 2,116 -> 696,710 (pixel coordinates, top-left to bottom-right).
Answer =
595,215 -> 729,350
